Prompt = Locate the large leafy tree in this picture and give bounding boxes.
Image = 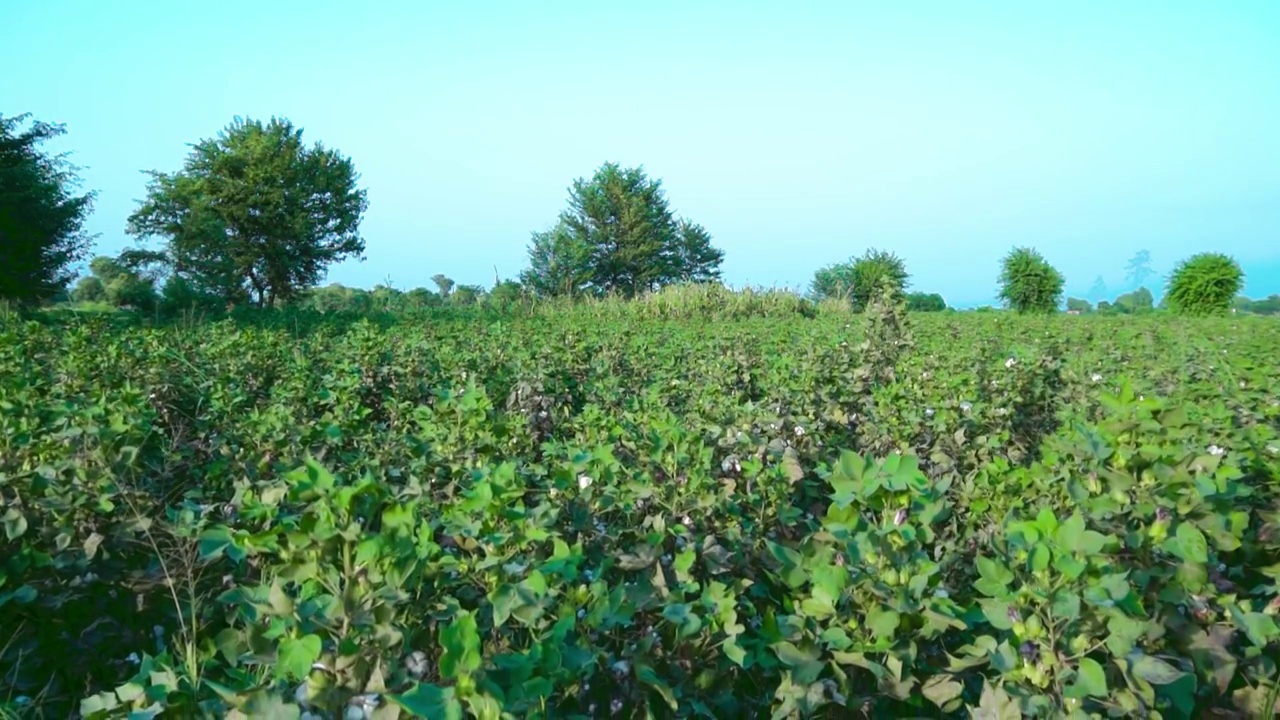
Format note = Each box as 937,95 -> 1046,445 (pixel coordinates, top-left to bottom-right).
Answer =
126,116 -> 368,307
524,163 -> 723,297
810,248 -> 910,311
1124,250 -> 1154,289
997,246 -> 1064,314
0,113 -> 96,304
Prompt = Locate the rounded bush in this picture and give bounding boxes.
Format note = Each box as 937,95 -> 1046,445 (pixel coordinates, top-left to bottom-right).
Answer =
997,247 -> 1064,314
1166,252 -> 1243,316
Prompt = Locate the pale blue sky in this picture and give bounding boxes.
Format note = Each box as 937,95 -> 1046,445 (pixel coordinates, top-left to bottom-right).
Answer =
4,0 -> 1278,306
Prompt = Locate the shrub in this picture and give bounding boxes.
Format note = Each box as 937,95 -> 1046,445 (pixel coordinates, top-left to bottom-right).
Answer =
906,292 -> 946,312
1165,252 -> 1243,316
811,248 -> 909,311
1066,297 -> 1091,313
997,247 -> 1064,314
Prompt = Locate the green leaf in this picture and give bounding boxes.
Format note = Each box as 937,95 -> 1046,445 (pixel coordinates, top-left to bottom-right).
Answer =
980,600 -> 1014,630
921,674 -> 964,708
1233,611 -> 1278,648
276,634 -> 321,681
439,611 -> 482,680
1030,544 -> 1051,572
1067,658 -> 1108,698
638,665 -> 679,710
723,637 -> 747,667
976,556 -> 1014,586
867,608 -> 900,639
388,683 -> 463,720
1055,513 -> 1086,553
1131,654 -> 1186,685
3,509 -> 28,540
1175,523 -> 1208,564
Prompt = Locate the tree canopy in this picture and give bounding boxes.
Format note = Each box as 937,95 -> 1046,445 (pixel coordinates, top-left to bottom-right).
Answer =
0,113 -> 96,304
125,116 -> 368,307
521,163 -> 723,297
810,249 -> 910,311
997,247 -> 1064,314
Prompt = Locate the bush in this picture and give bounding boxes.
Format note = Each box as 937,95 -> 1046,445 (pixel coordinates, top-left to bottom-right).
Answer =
906,292 -> 946,312
1166,252 -> 1243,316
71,275 -> 106,303
997,247 -> 1064,314
811,248 -> 909,311
1066,297 -> 1091,313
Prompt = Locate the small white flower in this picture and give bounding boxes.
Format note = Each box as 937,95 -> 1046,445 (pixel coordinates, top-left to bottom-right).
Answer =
995,407 -> 1008,416
1091,373 -> 1103,383
924,408 -> 935,418
1005,358 -> 1017,369
577,474 -> 593,490
682,515 -> 692,527
577,608 -> 587,619
126,652 -> 140,665
549,487 -> 558,498
960,401 -> 972,413
611,698 -> 624,714
794,425 -> 805,437
933,588 -> 949,599
1239,381 -> 1247,389
1208,444 -> 1225,456
1267,444 -> 1279,455
405,650 -> 429,678
894,508 -> 908,526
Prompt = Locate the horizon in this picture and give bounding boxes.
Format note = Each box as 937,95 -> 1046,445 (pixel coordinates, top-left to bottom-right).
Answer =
4,0 -> 1278,309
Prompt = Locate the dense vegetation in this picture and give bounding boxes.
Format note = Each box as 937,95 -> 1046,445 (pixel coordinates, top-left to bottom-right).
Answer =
2,296 -> 1278,718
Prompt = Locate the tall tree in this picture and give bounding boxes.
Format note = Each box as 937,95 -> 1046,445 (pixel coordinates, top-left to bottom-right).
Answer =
126,116 -> 367,307
810,248 -> 910,311
1088,275 -> 1108,302
997,246 -> 1064,314
0,113 -> 96,304
526,162 -> 723,297
431,274 -> 455,299
1124,250 -> 1154,289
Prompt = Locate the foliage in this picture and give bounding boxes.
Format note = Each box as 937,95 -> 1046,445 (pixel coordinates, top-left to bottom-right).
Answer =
2,308 -> 1279,719
525,162 -> 724,297
998,247 -> 1065,314
1166,253 -> 1245,316
0,113 -> 96,304
125,116 -> 368,308
1066,297 -> 1091,313
1107,287 -> 1155,315
432,274 -> 455,299
810,249 -> 910,312
906,292 -> 946,312
1234,294 -> 1280,316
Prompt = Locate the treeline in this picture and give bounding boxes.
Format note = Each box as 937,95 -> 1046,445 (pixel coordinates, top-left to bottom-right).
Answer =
1,111 -> 1265,318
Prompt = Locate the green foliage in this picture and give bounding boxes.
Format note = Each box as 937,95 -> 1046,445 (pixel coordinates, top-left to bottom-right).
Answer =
126,116 -> 368,307
1066,297 -> 1091,313
2,309 -> 1278,718
524,163 -> 724,298
998,247 -> 1065,314
906,292 -> 946,312
71,275 -> 106,303
0,113 -> 96,304
810,248 -> 910,311
1166,253 -> 1245,316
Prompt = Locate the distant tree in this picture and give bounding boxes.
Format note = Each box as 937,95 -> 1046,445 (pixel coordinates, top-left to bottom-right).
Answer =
1096,300 -> 1112,312
1242,294 -> 1280,315
811,248 -> 910,311
405,287 -> 441,309
525,162 -> 723,297
126,116 -> 368,308
488,279 -> 525,306
521,221 -> 594,297
1165,252 -> 1243,316
1066,297 -> 1092,313
0,113 -> 96,304
432,274 -> 455,299
450,284 -> 484,305
1124,250 -> 1154,289
1088,275 -> 1108,302
905,291 -> 946,312
997,247 -> 1064,314
71,275 -> 105,303
1114,286 -> 1154,314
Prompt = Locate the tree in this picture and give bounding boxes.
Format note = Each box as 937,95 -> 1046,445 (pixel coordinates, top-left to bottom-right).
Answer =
810,249 -> 910,311
1066,297 -> 1092,313
71,275 -> 105,303
0,113 -> 96,304
450,284 -> 484,305
432,274 -> 454,299
1124,250 -> 1154,289
1165,252 -> 1243,316
73,254 -> 158,310
905,292 -> 946,312
521,221 -> 593,297
997,247 -> 1064,314
1114,286 -> 1154,314
126,116 -> 367,308
1088,275 -> 1108,302
525,162 -> 723,297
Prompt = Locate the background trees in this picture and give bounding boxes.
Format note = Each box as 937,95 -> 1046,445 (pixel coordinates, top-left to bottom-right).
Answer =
126,116 -> 368,308
997,247 -> 1064,313
1165,252 -> 1243,316
521,163 -> 723,297
0,113 -> 96,304
810,248 -> 909,311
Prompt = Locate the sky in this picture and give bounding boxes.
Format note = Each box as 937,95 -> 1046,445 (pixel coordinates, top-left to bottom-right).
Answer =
3,0 -> 1279,307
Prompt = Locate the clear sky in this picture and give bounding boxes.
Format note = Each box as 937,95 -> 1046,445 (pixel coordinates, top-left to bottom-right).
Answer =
4,0 -> 1278,307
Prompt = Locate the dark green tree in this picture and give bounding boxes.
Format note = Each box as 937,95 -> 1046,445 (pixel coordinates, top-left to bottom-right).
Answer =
810,248 -> 909,311
997,247 -> 1064,314
905,292 -> 946,312
432,274 -> 454,299
71,275 -> 105,303
1113,286 -> 1154,314
527,162 -> 723,297
126,116 -> 367,307
1066,297 -> 1092,313
1165,252 -> 1243,316
0,113 -> 96,304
